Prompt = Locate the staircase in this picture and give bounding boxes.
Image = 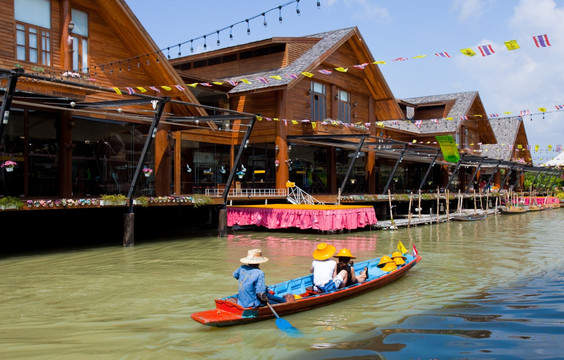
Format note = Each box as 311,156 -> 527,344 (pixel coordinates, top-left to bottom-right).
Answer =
286,185 -> 324,205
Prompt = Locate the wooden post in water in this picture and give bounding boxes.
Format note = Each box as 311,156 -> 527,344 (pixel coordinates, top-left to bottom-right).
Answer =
436,187 -> 440,224
418,190 -> 422,218
446,189 -> 450,221
408,192 -> 413,228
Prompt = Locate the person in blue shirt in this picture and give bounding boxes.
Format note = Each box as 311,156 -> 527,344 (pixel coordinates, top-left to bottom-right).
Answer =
233,249 -> 285,308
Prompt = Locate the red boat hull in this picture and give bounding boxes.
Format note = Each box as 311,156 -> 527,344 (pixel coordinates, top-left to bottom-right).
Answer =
191,255 -> 422,327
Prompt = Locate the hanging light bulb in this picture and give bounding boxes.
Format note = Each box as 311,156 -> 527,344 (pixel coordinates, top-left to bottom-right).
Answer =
246,19 -> 250,35
263,13 -> 267,27
216,30 -> 220,46
229,26 -> 234,40
278,6 -> 283,23
296,0 -> 301,15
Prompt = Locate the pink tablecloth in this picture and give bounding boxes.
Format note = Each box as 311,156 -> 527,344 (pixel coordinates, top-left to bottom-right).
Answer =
522,197 -> 559,205
227,206 -> 377,231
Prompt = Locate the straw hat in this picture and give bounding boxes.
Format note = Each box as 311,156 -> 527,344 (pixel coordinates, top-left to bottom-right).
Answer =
377,255 -> 393,267
313,243 -> 336,260
333,248 -> 356,259
240,249 -> 269,264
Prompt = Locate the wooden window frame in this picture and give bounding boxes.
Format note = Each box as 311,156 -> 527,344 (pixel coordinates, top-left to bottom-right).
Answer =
15,21 -> 51,66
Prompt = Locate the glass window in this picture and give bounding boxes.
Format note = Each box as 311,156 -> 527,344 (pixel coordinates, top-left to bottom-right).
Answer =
310,82 -> 326,121
337,90 -> 351,123
14,0 -> 51,29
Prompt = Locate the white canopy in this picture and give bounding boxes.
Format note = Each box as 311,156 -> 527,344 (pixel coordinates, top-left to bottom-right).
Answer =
542,151 -> 564,167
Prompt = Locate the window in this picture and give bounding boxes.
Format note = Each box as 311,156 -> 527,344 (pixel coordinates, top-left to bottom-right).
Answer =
310,82 -> 326,121
14,0 -> 51,66
337,90 -> 351,123
71,9 -> 89,72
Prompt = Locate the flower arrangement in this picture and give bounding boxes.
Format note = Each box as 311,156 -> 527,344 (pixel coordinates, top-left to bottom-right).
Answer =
1,160 -> 17,169
143,167 -> 153,176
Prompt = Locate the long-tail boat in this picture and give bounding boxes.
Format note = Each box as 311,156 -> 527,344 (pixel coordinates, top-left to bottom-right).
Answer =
191,252 -> 422,327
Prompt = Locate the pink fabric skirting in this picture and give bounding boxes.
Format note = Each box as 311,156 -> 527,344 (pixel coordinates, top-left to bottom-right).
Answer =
227,206 -> 377,231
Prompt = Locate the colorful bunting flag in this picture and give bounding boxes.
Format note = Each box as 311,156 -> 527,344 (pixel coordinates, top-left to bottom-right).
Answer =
478,44 -> 495,56
504,40 -> 520,50
435,52 -> 451,58
460,48 -> 476,57
533,34 -> 551,47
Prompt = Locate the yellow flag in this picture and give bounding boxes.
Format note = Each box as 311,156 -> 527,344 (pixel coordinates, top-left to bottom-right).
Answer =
301,72 -> 314,78
335,67 -> 348,72
136,87 -> 147,93
538,107 -> 547,112
460,48 -> 476,57
112,87 -> 122,95
504,40 -> 520,50
397,241 -> 408,254
373,61 -> 386,65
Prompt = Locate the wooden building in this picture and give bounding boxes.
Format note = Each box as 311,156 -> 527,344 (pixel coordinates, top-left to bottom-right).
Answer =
0,0 -> 205,199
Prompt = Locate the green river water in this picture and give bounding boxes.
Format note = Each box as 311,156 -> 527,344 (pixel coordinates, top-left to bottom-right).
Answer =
1,208 -> 563,359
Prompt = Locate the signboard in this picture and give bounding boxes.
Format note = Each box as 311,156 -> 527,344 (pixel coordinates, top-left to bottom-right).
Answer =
435,135 -> 460,163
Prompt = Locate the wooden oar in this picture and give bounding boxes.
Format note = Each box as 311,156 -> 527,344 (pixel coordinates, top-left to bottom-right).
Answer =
266,301 -> 302,337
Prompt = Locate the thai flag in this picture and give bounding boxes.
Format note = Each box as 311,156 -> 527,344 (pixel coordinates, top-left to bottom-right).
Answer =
318,69 -> 333,75
435,52 -> 451,58
489,113 -> 499,118
478,44 -> 495,56
393,57 -> 408,62
533,34 -> 551,47
520,110 -> 530,116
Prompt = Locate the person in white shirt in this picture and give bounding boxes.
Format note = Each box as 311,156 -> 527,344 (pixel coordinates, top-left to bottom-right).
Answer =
310,242 -> 348,292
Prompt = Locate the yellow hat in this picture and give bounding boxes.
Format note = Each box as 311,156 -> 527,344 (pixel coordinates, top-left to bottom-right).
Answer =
381,262 -> 398,272
333,248 -> 356,259
313,243 -> 336,260
377,255 -> 393,267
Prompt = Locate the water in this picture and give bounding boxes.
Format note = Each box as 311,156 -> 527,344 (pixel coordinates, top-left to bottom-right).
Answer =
1,209 -> 563,359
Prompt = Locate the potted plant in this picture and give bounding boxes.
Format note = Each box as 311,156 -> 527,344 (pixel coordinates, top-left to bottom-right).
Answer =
142,167 -> 153,177
1,160 -> 17,172
0,196 -> 23,210
100,194 -> 128,206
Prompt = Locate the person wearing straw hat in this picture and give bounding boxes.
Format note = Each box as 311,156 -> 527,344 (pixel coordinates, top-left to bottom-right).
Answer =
334,248 -> 369,288
310,242 -> 345,292
233,249 -> 285,308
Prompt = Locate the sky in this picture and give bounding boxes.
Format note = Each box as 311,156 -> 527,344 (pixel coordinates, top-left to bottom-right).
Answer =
127,0 -> 564,164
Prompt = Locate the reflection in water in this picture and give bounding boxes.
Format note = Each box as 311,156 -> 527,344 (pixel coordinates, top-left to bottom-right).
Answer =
0,210 -> 563,359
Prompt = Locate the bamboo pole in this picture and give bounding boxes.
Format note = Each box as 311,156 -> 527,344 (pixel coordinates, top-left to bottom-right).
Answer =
408,192 -> 413,228
418,190 -> 422,218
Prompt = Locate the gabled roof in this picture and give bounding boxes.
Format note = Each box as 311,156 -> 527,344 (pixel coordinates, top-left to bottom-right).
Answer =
380,91 -> 496,142
224,27 -> 356,94
481,117 -> 528,161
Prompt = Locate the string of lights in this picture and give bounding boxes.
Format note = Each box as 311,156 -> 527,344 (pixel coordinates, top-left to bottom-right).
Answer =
84,0 -> 321,74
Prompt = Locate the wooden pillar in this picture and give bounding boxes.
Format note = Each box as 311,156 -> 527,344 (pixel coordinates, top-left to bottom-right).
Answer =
275,90 -> 289,189
60,0 -> 72,71
154,124 -> 171,196
59,111 -> 73,197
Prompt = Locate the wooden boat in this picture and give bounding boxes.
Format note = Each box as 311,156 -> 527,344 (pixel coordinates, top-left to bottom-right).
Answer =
451,212 -> 486,221
191,253 -> 422,327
